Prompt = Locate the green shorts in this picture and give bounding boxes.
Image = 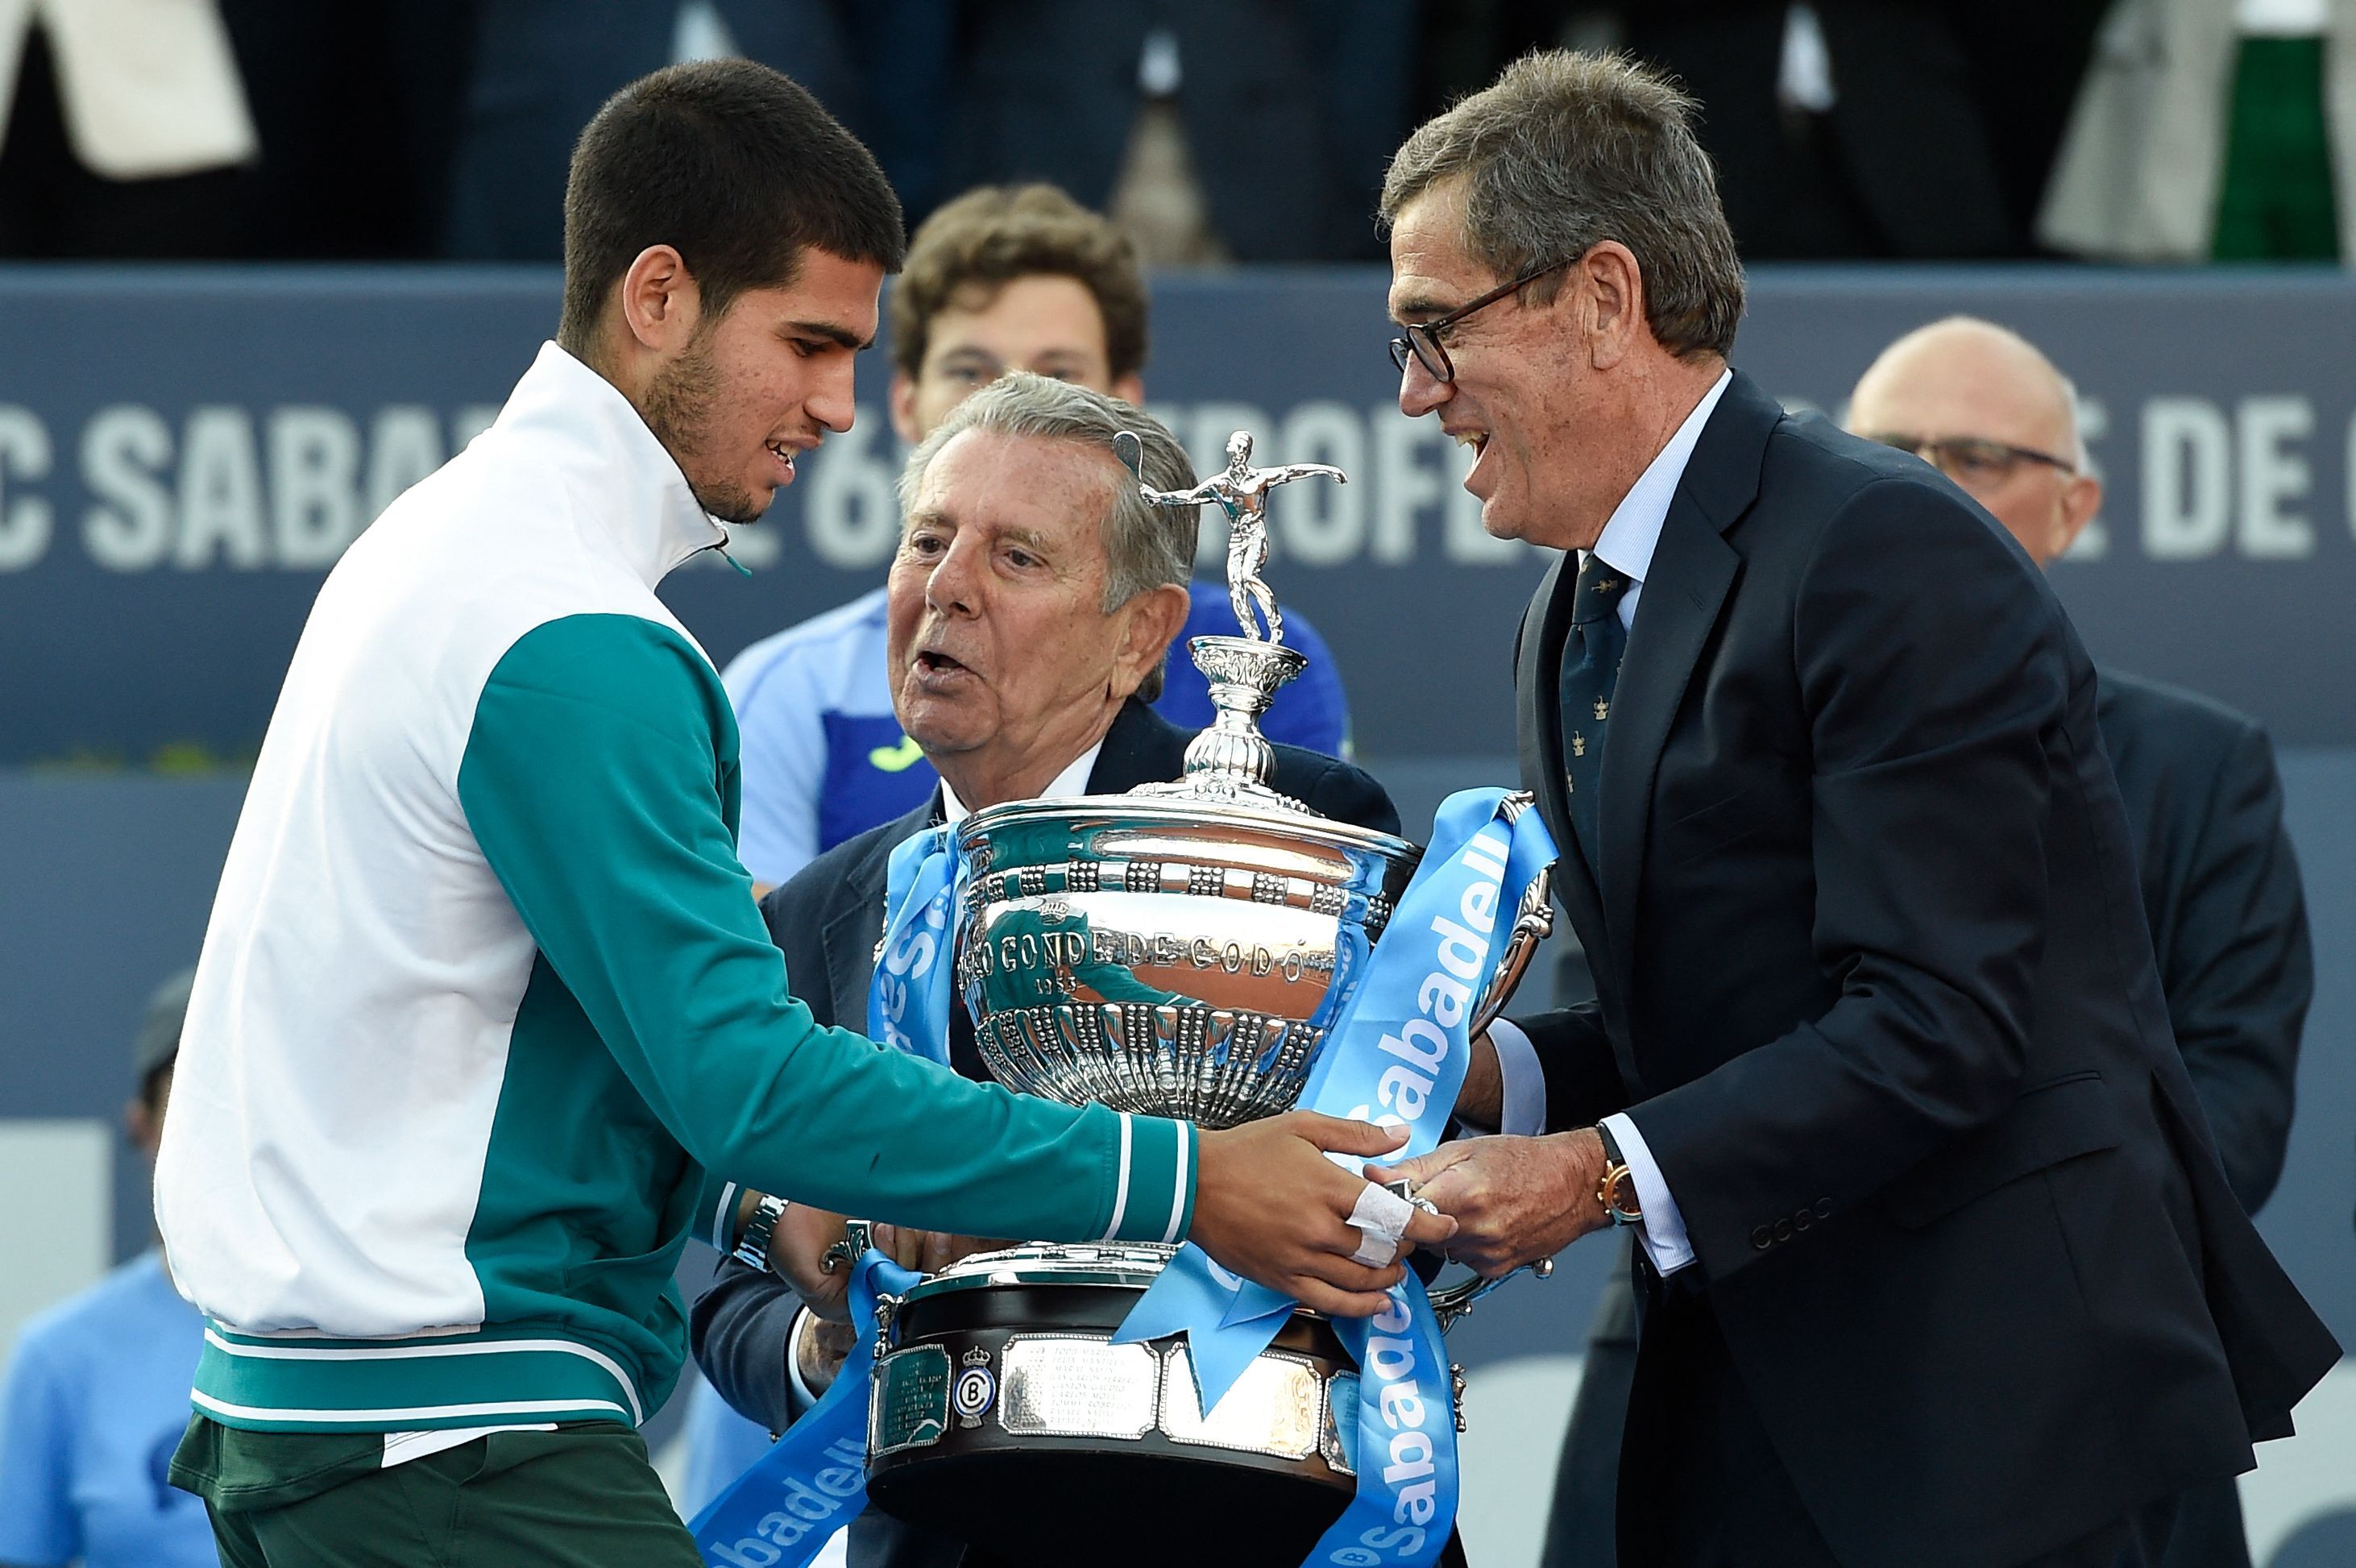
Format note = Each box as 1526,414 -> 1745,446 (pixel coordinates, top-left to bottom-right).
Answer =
171,1415 -> 703,1568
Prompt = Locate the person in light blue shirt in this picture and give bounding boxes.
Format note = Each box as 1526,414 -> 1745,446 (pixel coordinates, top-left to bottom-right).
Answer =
0,970 -> 213,1568
720,183 -> 1353,894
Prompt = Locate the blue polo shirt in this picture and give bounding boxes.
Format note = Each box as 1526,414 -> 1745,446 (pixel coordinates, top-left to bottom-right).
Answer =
721,580 -> 1353,887
0,1251 -> 215,1568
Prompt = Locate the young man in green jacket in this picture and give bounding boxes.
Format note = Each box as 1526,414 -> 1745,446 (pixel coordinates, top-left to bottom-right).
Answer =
156,60 -> 1444,1568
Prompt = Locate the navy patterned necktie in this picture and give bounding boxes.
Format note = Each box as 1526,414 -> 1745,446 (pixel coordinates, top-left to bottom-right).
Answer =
1558,552 -> 1633,877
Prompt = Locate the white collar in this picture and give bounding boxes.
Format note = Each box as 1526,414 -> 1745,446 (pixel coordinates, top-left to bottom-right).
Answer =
1586,368 -> 1733,587
938,740 -> 1106,830
487,342 -> 730,588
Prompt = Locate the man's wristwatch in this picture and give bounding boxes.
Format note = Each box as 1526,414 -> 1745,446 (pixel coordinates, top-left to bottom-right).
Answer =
731,1192 -> 790,1272
1595,1124 -> 1643,1227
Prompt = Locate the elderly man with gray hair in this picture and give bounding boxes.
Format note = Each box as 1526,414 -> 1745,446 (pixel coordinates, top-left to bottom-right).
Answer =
689,371 -> 1402,1568
1372,48 -> 2335,1568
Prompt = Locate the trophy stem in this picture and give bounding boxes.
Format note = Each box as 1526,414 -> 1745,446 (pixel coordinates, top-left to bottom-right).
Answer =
1170,634 -> 1308,799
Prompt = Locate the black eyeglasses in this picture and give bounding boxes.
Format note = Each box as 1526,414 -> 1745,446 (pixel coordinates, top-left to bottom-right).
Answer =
1387,258 -> 1573,383
1868,433 -> 2075,487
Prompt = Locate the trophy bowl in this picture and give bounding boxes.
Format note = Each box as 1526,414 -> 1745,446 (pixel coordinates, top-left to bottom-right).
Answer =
953,794 -> 1421,1128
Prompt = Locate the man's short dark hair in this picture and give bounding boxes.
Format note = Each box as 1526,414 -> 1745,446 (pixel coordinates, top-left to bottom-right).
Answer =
890,185 -> 1148,381
1381,51 -> 1744,359
558,60 -> 907,355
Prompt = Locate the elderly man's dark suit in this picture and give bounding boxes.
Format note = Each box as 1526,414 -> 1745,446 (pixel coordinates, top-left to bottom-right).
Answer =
1543,668 -> 2316,1566
691,695 -> 1398,1568
1503,370 -> 2334,1568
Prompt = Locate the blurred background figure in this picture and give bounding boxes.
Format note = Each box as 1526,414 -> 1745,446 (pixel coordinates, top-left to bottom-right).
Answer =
0,969 -> 213,1568
211,0 -> 479,260
2042,0 -> 2356,263
944,2 -> 1416,264
0,0 -> 255,257
438,2 -> 1415,266
442,0 -> 952,260
1417,2 -> 2112,259
719,182 -> 1354,898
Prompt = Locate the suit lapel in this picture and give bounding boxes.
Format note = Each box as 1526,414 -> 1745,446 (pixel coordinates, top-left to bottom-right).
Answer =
1516,555 -> 1605,946
1595,371 -> 1777,994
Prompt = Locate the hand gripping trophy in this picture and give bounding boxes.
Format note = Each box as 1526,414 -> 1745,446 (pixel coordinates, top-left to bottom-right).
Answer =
1115,429 -> 1344,645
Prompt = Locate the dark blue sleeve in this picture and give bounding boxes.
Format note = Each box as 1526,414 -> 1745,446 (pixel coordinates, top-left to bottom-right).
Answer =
2161,720 -> 2311,1212
688,1260 -> 802,1435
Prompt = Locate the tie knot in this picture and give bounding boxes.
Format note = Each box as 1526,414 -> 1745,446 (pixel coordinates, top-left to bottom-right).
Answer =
1573,554 -> 1632,624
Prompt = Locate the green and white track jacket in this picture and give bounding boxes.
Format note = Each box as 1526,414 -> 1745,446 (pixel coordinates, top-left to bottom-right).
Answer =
154,344 -> 1195,1435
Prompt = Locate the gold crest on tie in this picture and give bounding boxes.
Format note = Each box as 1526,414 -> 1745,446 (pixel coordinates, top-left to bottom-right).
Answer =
1594,698 -> 1611,721
1571,732 -> 1587,757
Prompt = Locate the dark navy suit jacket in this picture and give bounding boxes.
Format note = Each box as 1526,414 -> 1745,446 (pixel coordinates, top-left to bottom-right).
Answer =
1543,668 -> 2314,1566
1504,371 -> 2333,1568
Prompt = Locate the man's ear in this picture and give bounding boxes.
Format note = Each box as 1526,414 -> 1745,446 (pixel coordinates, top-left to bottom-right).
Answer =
125,1097 -> 160,1158
1110,582 -> 1192,699
1111,371 -> 1146,409
890,372 -> 922,444
617,244 -> 702,355
1579,241 -> 1646,371
2050,471 -> 2105,559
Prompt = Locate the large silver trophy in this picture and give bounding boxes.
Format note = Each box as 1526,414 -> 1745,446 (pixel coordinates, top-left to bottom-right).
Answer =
856,432 -> 1553,1566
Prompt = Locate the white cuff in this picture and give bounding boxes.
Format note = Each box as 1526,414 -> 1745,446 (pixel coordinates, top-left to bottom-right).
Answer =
1602,1112 -> 1697,1276
708,1181 -> 740,1253
784,1308 -> 821,1419
1458,1018 -> 1547,1138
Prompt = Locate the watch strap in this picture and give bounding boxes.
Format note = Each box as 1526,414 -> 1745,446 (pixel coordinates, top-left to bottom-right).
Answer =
1597,1120 -> 1626,1168
731,1191 -> 790,1272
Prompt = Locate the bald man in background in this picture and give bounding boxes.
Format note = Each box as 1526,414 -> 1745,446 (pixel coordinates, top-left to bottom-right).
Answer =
1848,317 -> 2312,1223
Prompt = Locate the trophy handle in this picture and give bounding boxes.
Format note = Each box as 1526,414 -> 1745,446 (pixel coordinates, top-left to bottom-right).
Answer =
1467,792 -> 1554,1039
1426,1256 -> 1555,1335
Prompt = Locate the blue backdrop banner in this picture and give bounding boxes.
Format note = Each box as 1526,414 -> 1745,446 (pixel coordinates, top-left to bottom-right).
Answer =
4,267 -> 2356,767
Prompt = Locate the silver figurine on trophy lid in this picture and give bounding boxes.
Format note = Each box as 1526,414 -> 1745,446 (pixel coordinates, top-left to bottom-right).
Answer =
855,430 -> 1553,1566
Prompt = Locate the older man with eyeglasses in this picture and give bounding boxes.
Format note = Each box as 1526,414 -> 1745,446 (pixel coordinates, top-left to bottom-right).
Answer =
1549,314 -> 2319,1567
1373,52 -> 2335,1568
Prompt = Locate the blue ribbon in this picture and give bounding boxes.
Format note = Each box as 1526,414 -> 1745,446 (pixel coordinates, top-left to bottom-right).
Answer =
868,823 -> 962,1066
688,1248 -> 920,1568
1315,1279 -> 1459,1568
1114,789 -> 1555,1568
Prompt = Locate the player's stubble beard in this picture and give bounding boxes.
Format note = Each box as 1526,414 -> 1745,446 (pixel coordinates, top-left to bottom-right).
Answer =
640,326 -> 767,525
